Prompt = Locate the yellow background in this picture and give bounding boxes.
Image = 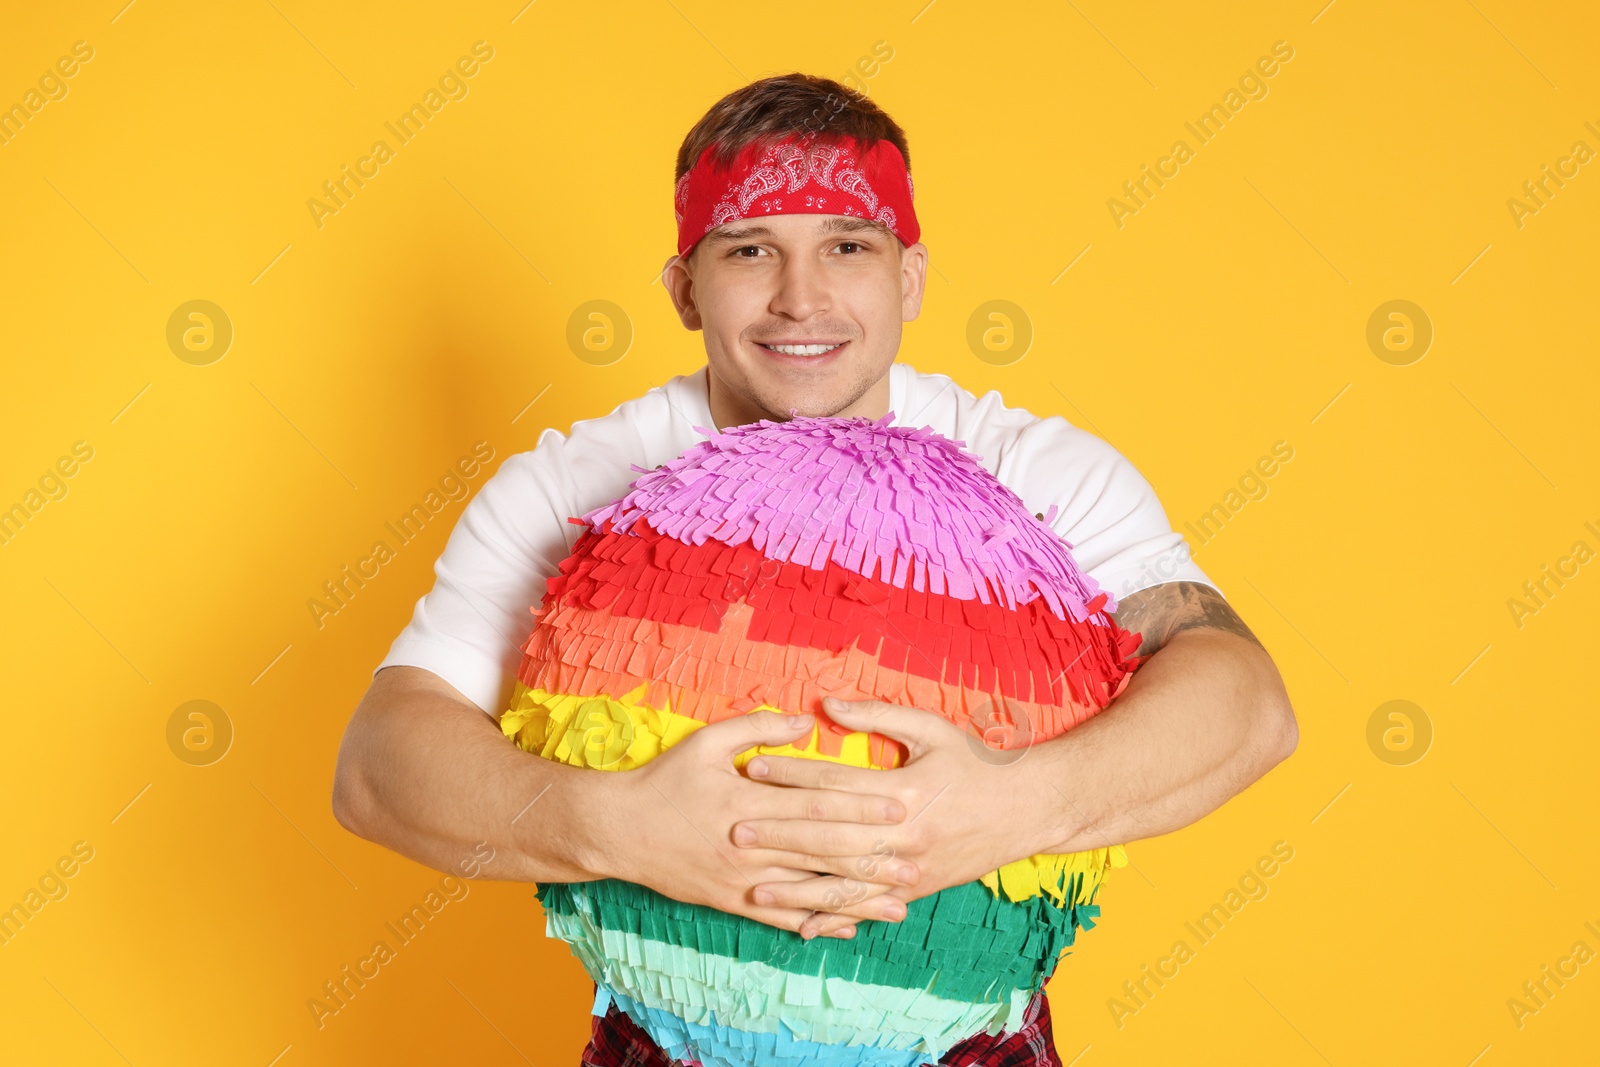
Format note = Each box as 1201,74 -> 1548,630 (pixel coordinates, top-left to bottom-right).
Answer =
3,0 -> 1596,1063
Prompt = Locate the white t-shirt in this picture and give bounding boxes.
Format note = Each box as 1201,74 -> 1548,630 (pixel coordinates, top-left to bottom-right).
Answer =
376,362 -> 1218,716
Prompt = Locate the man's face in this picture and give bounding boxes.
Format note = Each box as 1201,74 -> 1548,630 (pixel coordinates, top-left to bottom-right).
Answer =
663,213 -> 927,424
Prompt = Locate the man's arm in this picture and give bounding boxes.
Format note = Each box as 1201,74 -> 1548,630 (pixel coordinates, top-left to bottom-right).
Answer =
332,664 -> 916,937
331,664 -> 618,883
1026,579 -> 1298,854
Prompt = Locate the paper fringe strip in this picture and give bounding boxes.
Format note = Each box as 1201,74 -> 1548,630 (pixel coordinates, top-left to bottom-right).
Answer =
598,987 -> 947,1067
516,599 -> 1138,764
551,914 -> 1034,1052
528,521 -> 1144,722
534,874 -> 1106,1062
580,413 -> 1116,621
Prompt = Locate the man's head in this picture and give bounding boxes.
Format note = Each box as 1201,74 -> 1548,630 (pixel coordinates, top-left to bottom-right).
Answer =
661,74 -> 928,427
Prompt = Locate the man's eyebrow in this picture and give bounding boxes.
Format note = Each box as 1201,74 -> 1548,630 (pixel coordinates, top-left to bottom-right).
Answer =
702,224 -> 776,248
816,216 -> 892,238
701,217 -> 893,248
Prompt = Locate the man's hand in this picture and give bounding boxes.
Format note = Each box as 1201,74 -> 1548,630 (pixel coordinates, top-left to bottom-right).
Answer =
598,709 -> 922,940
735,581 -> 1299,941
730,697 -> 1057,940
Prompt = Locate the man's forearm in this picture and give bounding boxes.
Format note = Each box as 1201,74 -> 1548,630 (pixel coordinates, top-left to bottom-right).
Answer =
337,671 -> 906,938
1026,629 -> 1298,855
332,665 -> 616,883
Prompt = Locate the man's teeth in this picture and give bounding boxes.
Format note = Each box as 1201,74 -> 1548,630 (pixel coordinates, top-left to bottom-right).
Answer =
763,342 -> 844,355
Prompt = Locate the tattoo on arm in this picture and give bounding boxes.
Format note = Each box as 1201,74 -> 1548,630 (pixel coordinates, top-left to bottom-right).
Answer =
1110,581 -> 1265,656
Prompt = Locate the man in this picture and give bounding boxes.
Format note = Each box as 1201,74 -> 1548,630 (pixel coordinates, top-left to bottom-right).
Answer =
332,73 -> 1297,1064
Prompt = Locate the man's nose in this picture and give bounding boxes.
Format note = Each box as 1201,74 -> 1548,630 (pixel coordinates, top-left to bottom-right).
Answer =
768,255 -> 829,321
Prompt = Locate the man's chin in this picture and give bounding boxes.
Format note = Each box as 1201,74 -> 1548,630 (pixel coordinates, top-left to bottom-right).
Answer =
753,402 -> 831,422
708,350 -> 884,425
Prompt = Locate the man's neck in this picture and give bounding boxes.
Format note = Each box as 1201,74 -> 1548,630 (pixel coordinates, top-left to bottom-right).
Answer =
706,366 -> 892,430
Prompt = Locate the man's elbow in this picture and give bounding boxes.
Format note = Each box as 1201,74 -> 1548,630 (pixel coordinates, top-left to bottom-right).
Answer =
331,736 -> 377,839
331,779 -> 360,836
1264,699 -> 1299,766
331,772 -> 364,837
1241,645 -> 1297,767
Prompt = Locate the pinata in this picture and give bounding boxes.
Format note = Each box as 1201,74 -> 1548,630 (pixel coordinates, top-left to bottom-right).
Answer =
501,412 -> 1148,1066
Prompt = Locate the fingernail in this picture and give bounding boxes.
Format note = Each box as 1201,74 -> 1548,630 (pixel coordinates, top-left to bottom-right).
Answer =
882,900 -> 905,920
732,825 -> 755,845
791,715 -> 813,730
749,758 -> 769,778
752,889 -> 773,905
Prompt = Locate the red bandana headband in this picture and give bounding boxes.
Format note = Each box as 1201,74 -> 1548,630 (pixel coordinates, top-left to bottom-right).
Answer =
674,134 -> 920,259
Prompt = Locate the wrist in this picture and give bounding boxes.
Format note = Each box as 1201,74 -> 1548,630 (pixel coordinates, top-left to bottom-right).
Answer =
515,762 -> 633,883
1019,734 -> 1090,855
574,767 -> 633,882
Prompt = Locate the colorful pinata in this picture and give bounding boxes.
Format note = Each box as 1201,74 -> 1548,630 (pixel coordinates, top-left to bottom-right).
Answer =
502,413 -> 1147,1066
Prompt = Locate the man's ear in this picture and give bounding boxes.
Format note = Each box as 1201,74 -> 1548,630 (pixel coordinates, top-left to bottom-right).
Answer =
900,241 -> 928,322
662,253 -> 703,330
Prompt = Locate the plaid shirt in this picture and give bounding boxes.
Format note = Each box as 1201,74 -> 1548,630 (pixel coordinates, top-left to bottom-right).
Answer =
578,983 -> 1063,1067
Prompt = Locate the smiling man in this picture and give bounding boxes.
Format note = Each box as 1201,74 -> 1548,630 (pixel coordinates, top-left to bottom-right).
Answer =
332,73 -> 1298,1065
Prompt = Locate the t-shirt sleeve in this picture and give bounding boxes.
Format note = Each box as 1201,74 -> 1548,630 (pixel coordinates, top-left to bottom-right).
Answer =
1013,416 -> 1221,611
374,436 -> 578,716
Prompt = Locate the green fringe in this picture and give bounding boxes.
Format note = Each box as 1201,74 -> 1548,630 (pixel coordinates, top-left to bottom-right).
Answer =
535,875 -> 1106,1003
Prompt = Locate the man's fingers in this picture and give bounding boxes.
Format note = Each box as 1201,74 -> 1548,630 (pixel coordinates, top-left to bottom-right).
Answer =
738,847 -> 920,886
751,875 -> 907,920
745,753 -> 889,795
819,697 -> 961,760
745,902 -> 860,940
734,784 -> 906,827
805,910 -> 863,939
802,892 -> 905,939
699,709 -> 815,759
732,816 -> 905,859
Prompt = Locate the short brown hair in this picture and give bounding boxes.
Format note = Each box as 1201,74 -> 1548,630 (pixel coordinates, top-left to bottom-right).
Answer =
674,73 -> 911,182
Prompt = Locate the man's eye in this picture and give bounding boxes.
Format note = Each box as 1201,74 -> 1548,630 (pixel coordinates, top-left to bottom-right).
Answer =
835,241 -> 862,254
732,245 -> 766,257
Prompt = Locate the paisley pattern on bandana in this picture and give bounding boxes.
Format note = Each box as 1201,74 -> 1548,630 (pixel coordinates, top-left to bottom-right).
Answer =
674,134 -> 920,257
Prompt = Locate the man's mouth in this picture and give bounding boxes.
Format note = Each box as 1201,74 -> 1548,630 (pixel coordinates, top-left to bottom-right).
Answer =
756,341 -> 848,356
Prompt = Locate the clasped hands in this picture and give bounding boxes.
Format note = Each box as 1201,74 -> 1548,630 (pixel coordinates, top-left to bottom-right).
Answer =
622,696 -> 1055,942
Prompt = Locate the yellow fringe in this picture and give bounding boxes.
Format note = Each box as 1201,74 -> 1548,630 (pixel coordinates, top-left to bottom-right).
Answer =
502,682 -> 1126,905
